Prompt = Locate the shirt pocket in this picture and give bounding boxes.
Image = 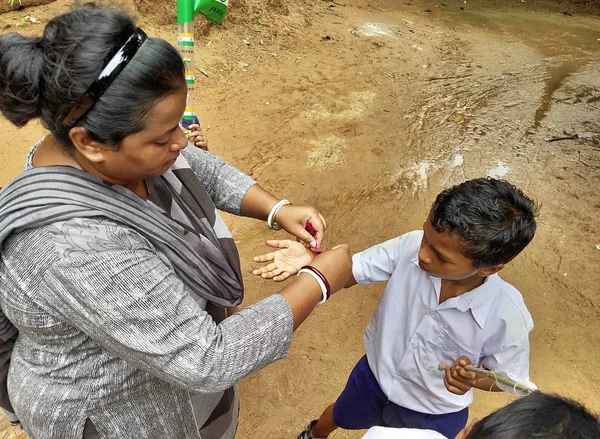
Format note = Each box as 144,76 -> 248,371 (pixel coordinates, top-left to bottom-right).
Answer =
441,330 -> 483,367
421,329 -> 482,375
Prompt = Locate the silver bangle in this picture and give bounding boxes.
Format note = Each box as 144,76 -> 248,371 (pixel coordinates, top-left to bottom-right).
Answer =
267,199 -> 291,230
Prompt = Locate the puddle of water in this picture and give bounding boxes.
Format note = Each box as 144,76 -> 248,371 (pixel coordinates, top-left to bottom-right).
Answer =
432,7 -> 600,128
534,60 -> 581,127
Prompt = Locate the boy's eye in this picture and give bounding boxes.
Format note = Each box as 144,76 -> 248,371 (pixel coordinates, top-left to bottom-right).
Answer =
155,139 -> 170,146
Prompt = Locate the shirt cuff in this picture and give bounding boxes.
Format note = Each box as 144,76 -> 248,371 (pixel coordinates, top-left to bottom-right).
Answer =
352,253 -> 370,285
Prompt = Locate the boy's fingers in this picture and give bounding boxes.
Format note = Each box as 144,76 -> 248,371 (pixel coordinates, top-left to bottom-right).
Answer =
444,367 -> 467,394
457,367 -> 477,380
266,240 -> 291,249
448,366 -> 472,392
457,356 -> 472,367
261,271 -> 277,279
252,265 -> 269,275
273,272 -> 292,282
253,252 -> 275,262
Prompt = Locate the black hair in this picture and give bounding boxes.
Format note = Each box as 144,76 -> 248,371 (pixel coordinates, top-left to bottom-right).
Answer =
0,3 -> 185,147
430,177 -> 538,268
466,392 -> 600,439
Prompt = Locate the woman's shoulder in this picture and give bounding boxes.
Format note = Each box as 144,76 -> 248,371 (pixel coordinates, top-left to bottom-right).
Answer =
43,217 -> 154,259
3,217 -> 154,267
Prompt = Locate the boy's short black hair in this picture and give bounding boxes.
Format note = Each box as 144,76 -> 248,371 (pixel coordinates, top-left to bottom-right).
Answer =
466,392 -> 600,439
430,178 -> 537,268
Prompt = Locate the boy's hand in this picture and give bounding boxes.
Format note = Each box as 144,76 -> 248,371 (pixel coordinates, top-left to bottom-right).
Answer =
443,356 -> 478,395
186,124 -> 208,150
252,240 -> 314,281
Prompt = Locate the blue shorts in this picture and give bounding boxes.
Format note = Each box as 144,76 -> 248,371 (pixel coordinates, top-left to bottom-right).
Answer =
333,356 -> 468,439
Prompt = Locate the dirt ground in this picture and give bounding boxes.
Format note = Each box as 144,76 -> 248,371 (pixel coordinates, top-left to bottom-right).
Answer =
1,0 -> 600,438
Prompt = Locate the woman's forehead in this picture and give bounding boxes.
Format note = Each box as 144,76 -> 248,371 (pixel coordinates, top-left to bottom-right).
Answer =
143,88 -> 187,135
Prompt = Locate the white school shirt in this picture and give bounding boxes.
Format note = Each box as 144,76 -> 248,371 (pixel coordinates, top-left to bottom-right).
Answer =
362,427 -> 446,439
353,231 -> 533,415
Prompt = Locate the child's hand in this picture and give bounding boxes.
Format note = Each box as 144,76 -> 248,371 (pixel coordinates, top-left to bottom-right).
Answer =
186,124 -> 208,150
443,356 -> 478,395
252,240 -> 314,281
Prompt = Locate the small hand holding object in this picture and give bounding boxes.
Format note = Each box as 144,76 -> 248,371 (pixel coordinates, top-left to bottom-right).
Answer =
253,240 -> 314,281
443,356 -> 479,395
186,123 -> 208,150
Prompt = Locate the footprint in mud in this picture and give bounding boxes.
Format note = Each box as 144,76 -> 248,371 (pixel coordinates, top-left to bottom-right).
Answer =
307,136 -> 346,170
302,91 -> 376,121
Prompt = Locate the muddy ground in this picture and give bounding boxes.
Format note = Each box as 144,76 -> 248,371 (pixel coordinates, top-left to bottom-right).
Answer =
1,0 -> 599,438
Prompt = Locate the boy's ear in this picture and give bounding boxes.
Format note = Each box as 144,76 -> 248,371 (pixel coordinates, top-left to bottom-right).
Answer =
478,264 -> 504,277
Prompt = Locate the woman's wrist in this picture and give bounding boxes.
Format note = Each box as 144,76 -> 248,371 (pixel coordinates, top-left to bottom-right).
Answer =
268,199 -> 291,230
297,266 -> 330,304
240,185 -> 280,221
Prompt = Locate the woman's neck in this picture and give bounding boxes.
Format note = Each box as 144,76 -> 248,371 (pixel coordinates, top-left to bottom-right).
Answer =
32,135 -> 148,199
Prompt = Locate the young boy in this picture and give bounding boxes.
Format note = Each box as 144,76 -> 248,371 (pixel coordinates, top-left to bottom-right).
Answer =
279,178 -> 537,438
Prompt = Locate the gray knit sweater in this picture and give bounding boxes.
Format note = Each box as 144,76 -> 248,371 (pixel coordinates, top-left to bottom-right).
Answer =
0,145 -> 294,439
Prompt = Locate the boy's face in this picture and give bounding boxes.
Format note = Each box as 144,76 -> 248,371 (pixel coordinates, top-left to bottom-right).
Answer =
419,219 -> 500,280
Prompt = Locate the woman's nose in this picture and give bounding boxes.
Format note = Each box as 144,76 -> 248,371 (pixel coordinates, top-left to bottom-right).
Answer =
171,129 -> 188,151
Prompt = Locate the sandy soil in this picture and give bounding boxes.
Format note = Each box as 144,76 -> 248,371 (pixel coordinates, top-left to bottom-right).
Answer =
0,0 -> 599,438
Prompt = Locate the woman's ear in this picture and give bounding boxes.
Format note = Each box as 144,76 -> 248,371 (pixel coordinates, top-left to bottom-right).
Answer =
69,127 -> 109,164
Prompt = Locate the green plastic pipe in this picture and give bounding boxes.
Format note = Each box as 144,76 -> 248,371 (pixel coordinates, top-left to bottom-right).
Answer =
177,0 -> 228,131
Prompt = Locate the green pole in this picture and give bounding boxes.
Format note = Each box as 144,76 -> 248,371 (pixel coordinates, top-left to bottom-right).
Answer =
177,0 -> 229,133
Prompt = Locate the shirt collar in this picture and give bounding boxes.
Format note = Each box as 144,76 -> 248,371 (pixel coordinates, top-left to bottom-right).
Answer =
455,275 -> 499,329
411,257 -> 499,329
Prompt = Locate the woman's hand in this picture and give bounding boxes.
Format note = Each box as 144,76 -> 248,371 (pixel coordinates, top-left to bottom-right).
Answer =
274,205 -> 327,250
278,244 -> 352,330
308,244 -> 353,295
253,240 -> 314,281
186,124 -> 208,150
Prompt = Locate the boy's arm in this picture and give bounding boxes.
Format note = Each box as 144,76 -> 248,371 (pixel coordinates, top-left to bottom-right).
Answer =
444,331 -> 532,395
350,234 -> 411,286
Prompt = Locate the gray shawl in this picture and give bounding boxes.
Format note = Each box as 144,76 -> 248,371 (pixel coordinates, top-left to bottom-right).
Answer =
0,155 -> 245,345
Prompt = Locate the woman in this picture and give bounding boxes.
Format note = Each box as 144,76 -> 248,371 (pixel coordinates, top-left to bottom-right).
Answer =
0,5 -> 352,439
